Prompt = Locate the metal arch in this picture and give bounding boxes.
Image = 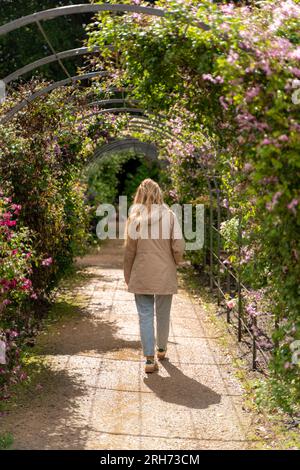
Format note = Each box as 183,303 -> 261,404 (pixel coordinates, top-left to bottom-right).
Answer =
105,113 -> 174,134
93,138 -> 158,161
0,4 -> 209,36
87,138 -> 161,180
128,117 -> 176,140
75,109 -> 177,142
3,46 -> 104,84
0,3 -> 209,123
63,86 -> 133,105
125,123 -> 174,143
81,98 -> 139,108
0,71 -> 109,124
77,107 -> 145,122
74,106 -> 178,143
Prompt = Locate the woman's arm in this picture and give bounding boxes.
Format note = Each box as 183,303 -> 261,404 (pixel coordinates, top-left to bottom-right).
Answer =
171,212 -> 185,264
123,235 -> 138,285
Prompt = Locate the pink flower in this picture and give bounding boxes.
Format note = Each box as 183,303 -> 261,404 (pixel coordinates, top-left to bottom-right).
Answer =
0,220 -> 16,227
278,134 -> 289,142
222,199 -> 229,209
11,249 -> 18,255
289,47 -> 300,60
30,293 -> 38,300
2,212 -> 12,220
220,4 -> 235,15
11,203 -> 21,216
9,279 -> 17,288
287,198 -> 299,215
261,138 -> 272,145
219,96 -> 229,110
226,299 -> 236,310
227,49 -> 239,64
246,303 -> 257,317
291,67 -> 300,78
260,59 -> 272,76
243,163 -> 253,173
9,331 -> 18,338
245,86 -> 261,101
266,191 -> 282,212
202,74 -> 224,84
21,278 -> 32,291
41,257 -> 53,267
11,203 -> 22,211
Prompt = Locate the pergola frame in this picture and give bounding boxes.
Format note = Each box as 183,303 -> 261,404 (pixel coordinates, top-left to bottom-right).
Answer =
0,3 -> 209,123
3,46 -> 104,84
1,71 -> 109,124
77,107 -> 144,122
0,3 -> 270,370
92,138 -> 158,162
0,4 -> 209,36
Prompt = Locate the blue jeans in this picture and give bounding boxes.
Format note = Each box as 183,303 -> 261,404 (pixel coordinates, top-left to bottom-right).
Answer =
134,294 -> 173,357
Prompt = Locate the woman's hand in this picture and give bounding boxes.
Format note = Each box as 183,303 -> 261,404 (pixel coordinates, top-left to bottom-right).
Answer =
177,260 -> 191,267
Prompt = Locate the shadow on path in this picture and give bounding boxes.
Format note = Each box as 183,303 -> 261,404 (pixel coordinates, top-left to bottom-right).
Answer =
144,359 -> 221,409
38,302 -> 141,357
0,366 -> 91,450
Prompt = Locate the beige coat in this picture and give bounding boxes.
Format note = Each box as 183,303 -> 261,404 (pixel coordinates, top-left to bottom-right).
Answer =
123,203 -> 185,294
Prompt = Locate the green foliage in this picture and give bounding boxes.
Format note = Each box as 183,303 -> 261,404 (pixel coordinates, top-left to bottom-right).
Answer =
0,432 -> 14,450
255,375 -> 300,417
0,87 -> 93,302
0,0 -> 299,418
220,217 -> 239,252
84,150 -> 161,236
87,0 -> 300,412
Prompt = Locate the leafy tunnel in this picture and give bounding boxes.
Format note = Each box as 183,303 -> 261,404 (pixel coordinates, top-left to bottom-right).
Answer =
0,0 -> 299,419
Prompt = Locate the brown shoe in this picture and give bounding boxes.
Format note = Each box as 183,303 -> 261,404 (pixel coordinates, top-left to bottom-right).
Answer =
157,348 -> 167,360
145,359 -> 159,373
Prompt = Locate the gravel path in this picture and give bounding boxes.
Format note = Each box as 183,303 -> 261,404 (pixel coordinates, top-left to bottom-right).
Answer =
1,239 -> 256,450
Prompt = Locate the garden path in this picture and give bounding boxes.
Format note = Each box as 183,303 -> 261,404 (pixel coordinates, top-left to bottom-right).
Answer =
1,239 -> 257,450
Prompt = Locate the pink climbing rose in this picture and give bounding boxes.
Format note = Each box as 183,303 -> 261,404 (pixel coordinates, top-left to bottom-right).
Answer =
287,198 -> 299,215
226,299 -> 236,310
41,257 -> 53,266
21,278 -> 32,291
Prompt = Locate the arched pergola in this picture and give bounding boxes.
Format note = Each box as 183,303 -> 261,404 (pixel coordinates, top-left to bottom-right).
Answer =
0,3 -> 269,371
0,4 -> 209,121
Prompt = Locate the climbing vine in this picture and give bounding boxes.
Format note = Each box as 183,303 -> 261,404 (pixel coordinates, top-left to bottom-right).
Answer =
87,0 -> 300,411
0,0 -> 299,415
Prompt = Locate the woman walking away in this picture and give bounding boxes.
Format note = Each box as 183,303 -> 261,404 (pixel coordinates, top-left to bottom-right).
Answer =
123,179 -> 185,373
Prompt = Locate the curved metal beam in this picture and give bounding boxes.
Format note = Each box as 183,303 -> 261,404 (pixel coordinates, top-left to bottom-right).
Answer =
3,46 -> 104,84
93,138 -> 158,161
125,124 -> 174,143
64,87 -> 132,105
127,117 -> 177,140
0,4 -> 209,36
0,71 -> 108,124
0,5 -> 165,36
80,98 -> 139,108
77,107 -> 144,122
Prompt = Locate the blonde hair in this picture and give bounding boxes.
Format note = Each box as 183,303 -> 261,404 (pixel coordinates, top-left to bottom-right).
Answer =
124,178 -> 164,245
132,178 -> 163,208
